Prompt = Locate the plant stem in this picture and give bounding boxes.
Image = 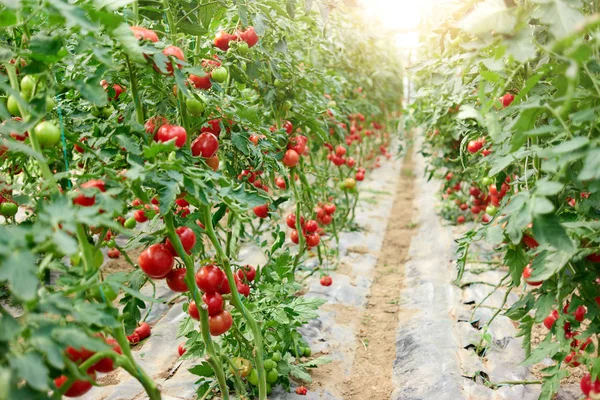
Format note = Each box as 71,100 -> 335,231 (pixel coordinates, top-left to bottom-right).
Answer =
201,205 -> 268,400
126,56 -> 145,124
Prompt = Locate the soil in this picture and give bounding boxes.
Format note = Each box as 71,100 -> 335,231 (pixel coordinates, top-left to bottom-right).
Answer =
102,247 -> 141,274
307,149 -> 416,399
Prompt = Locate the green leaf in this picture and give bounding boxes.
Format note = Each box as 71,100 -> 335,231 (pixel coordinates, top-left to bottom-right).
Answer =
28,34 -> 64,63
531,0 -> 584,39
579,148 -> 600,181
549,137 -> 589,154
199,3 -> 217,29
458,0 -> 516,36
530,249 -> 573,280
0,251 -> 38,301
109,23 -> 146,64
522,340 -> 560,366
504,248 -> 528,286
0,313 -> 20,342
189,361 -> 215,377
157,179 -> 178,215
30,336 -> 65,369
0,8 -> 17,27
9,352 -> 49,391
286,0 -> 297,18
143,140 -> 176,159
456,105 -> 483,125
535,179 -> 563,196
532,196 -> 555,215
95,0 -> 133,11
47,0 -> 98,32
289,364 -> 311,382
532,214 -> 574,252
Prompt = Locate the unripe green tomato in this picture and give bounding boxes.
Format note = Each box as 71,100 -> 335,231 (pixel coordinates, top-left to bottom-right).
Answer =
186,98 -> 205,116
0,202 -> 18,217
247,369 -> 259,385
46,96 -> 56,112
282,100 -> 292,112
70,253 -> 81,266
102,105 -> 115,118
21,90 -> 32,101
124,218 -> 137,229
486,205 -> 498,216
91,283 -> 118,302
327,100 -> 337,108
240,61 -> 247,72
271,351 -> 282,362
303,347 -> 312,357
91,107 -> 100,117
57,48 -> 68,58
20,75 -> 36,94
481,177 -> 493,186
264,359 -> 276,370
211,67 -> 228,83
266,369 -> 278,384
274,79 -> 285,89
34,121 -> 61,147
238,42 -> 249,56
242,89 -> 255,101
107,240 -> 116,249
7,95 -> 21,116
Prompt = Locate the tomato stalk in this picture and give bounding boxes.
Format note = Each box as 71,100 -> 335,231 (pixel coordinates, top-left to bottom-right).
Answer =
163,213 -> 230,399
200,204 -> 268,400
289,169 -> 306,271
125,56 -> 145,125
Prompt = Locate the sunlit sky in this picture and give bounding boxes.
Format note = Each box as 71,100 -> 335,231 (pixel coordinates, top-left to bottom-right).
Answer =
358,0 -> 454,49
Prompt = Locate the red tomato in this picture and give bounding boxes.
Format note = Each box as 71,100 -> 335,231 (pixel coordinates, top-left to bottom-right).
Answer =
54,371 -> 95,397
286,214 -> 304,229
192,133 -> 219,158
214,31 -> 236,51
543,310 -> 558,329
189,73 -> 212,90
295,386 -> 308,395
237,265 -> 256,282
202,292 -> 224,316
130,26 -> 159,42
305,232 -> 320,248
282,120 -> 294,134
522,265 -> 542,286
205,156 -> 219,171
249,134 -> 260,145
457,215 -> 466,224
290,230 -> 299,244
467,140 -> 482,154
92,338 -> 121,373
218,275 -> 231,294
235,275 -> 250,297
166,268 -> 189,292
107,248 -> 120,259
304,220 -> 318,233
346,157 -> 356,168
287,136 -> 307,154
323,203 -> 336,215
162,45 -> 185,75
195,265 -> 226,293
581,374 -> 600,396
275,177 -> 287,189
178,343 -> 186,356
66,346 -> 94,364
335,145 -> 347,157
73,180 -> 106,207
320,276 -> 332,286
565,352 -> 580,367
355,172 -> 365,181
156,124 -> 187,148
253,204 -> 269,219
127,333 -> 140,345
209,310 -> 233,336
133,209 -> 148,223
522,234 -> 539,249
445,172 -> 453,181
501,93 -> 515,108
201,119 -> 222,136
315,207 -> 326,219
138,244 -> 174,279
237,27 -> 259,47
188,301 -> 200,320
459,203 -> 468,211
319,214 -> 332,225
575,305 -> 587,322
283,149 -> 299,167
587,253 -> 600,263
101,80 -> 125,101
165,226 -> 197,255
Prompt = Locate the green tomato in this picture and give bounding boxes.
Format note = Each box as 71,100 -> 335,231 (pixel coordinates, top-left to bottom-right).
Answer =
303,347 -> 312,357
274,79 -> 285,89
264,359 -> 277,370
247,369 -> 259,385
481,177 -> 493,186
186,98 -> 205,116
240,61 -> 247,72
7,95 -> 21,116
107,240 -> 116,249
328,100 -> 337,108
266,369 -> 278,384
124,217 -> 137,229
242,88 -> 256,101
238,42 -> 249,56
271,351 -> 282,362
102,105 -> 115,118
211,67 -> 228,83
485,205 -> 498,216
0,202 -> 18,217
46,96 -> 56,112
91,283 -> 118,302
70,253 -> 81,266
282,100 -> 292,112
20,75 -> 36,94
34,121 -> 60,147
91,107 -> 100,117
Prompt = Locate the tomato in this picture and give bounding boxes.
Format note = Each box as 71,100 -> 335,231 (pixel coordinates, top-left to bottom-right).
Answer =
355,172 -> 365,181
178,343 -> 186,356
134,322 -> 151,340
138,244 -> 174,279
481,177 -> 493,186
166,268 -> 189,292
467,140 -> 483,154
186,98 -> 205,116
230,357 -> 252,377
188,301 -> 200,320
501,93 -> 515,108
253,204 -> 269,219
211,67 -> 228,83
266,369 -> 278,384
101,80 -> 125,101
287,136 -> 307,155
7,95 -> 20,116
107,248 -> 120,259
343,178 -> 356,190
235,274 -> 250,297
581,374 -> 600,396
237,27 -> 259,47
237,41 -> 249,55
21,75 -> 36,94
587,253 -> 600,263
283,149 -> 299,167
286,213 -> 303,229
237,265 -> 256,282
162,45 -> 185,75
282,120 -> 294,134
275,177 -> 286,189
335,145 -> 347,157
189,73 -> 212,90
195,264 -> 226,293
320,275 -> 332,286
214,31 -> 236,51
290,230 -> 299,244
296,386 -> 308,395
218,275 -> 231,294
202,292 -> 224,316
305,232 -> 320,248
457,215 -> 465,224
54,371 -> 95,397
192,132 -> 219,158
522,265 -> 542,286
144,116 -> 167,136
248,369 -> 259,385
66,345 -> 94,364
130,26 -> 159,42
156,124 -> 187,148
34,121 -> 61,147
92,338 -> 122,373
264,359 -> 277,370
205,155 -> 219,171
323,203 -> 336,215
282,100 -> 292,111
543,310 -> 558,329
522,234 -> 539,249
73,180 -> 106,207
133,209 -> 148,223
0,202 -> 17,217
209,310 -> 233,336
271,351 -> 282,362
165,226 -> 197,255
575,305 -> 587,322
